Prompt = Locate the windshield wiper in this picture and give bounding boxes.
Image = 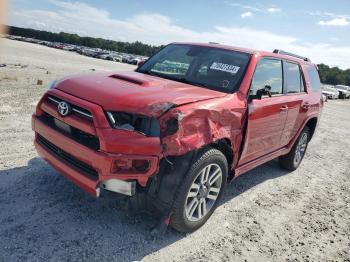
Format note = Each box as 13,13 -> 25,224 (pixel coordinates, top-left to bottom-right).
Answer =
142,70 -> 164,78
142,71 -> 211,89
177,78 -> 211,89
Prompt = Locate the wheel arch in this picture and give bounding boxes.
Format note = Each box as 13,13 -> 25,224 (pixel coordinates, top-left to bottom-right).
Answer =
208,138 -> 234,173
305,117 -> 318,141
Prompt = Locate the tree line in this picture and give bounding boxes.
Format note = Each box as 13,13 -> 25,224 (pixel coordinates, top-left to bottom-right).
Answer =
7,26 -> 163,57
6,26 -> 350,86
318,64 -> 350,86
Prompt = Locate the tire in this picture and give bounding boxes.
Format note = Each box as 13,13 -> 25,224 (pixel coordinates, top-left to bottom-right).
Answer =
170,148 -> 228,233
279,127 -> 310,171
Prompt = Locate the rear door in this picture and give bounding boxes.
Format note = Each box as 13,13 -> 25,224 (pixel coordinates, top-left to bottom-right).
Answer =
280,61 -> 308,146
239,58 -> 288,165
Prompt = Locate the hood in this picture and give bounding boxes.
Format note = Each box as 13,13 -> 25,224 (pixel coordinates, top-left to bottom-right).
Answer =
56,71 -> 227,117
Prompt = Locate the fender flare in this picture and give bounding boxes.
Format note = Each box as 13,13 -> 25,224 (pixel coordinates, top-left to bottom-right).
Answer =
285,114 -> 319,153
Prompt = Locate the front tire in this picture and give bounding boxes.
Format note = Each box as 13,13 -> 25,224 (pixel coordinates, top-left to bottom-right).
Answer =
170,148 -> 228,233
279,127 -> 310,171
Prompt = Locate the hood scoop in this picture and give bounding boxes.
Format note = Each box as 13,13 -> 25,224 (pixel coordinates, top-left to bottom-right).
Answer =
109,73 -> 158,87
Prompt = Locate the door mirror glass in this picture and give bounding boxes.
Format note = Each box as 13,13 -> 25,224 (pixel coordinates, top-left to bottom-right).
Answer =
249,85 -> 272,100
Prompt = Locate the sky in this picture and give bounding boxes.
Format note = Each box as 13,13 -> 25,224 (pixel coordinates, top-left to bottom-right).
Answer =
8,0 -> 350,69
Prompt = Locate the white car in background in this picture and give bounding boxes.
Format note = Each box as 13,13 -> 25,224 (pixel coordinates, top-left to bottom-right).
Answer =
110,55 -> 122,62
322,84 -> 339,99
335,85 -> 350,99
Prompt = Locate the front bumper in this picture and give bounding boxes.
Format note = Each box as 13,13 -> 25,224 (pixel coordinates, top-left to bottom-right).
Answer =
32,89 -> 162,197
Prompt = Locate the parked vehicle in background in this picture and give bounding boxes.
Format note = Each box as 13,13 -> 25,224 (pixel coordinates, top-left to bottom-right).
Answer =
80,48 -> 99,57
335,85 -> 350,99
131,57 -> 143,65
92,51 -> 108,58
122,55 -> 131,63
106,54 -> 122,62
32,43 -> 323,233
4,34 -> 145,65
97,53 -> 110,60
62,45 -> 75,51
322,84 -> 339,99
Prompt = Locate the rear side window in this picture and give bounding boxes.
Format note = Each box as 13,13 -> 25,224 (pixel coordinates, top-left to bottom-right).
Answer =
250,58 -> 283,96
283,61 -> 304,93
305,65 -> 322,91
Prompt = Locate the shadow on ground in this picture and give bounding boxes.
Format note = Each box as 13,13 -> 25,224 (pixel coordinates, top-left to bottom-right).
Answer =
0,157 -> 290,261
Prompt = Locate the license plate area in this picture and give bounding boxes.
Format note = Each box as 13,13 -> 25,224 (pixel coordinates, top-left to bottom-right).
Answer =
54,118 -> 71,134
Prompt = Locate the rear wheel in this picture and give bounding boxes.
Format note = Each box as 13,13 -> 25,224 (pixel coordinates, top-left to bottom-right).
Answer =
279,127 -> 310,171
170,148 -> 228,233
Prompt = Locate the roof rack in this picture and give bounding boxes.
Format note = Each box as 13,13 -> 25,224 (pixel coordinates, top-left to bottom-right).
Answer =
273,49 -> 310,62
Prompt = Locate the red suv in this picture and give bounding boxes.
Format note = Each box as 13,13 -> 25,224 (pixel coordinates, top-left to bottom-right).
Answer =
32,43 -> 323,232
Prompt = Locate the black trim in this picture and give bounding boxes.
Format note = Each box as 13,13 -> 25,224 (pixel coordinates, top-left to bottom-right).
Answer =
38,113 -> 100,151
37,135 -> 98,181
282,60 -> 306,94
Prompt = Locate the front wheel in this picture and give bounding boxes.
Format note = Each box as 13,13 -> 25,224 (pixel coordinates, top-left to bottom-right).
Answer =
170,148 -> 228,233
279,127 -> 310,171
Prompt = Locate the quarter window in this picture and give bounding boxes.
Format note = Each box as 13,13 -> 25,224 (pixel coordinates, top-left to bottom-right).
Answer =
283,61 -> 304,93
250,58 -> 283,96
305,65 -> 322,91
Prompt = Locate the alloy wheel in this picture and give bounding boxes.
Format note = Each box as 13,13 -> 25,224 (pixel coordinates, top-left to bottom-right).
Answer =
294,132 -> 308,165
185,164 -> 223,222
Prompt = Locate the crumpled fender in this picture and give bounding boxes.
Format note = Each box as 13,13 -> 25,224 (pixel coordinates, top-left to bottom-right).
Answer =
159,92 -> 247,163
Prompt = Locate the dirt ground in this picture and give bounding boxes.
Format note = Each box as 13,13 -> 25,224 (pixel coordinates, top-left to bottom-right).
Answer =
0,38 -> 349,262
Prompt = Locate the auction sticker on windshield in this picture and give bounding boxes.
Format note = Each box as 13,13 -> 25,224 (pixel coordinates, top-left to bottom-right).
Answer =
210,62 -> 240,74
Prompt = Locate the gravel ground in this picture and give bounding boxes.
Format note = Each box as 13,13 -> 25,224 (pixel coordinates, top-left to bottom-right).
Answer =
0,38 -> 349,262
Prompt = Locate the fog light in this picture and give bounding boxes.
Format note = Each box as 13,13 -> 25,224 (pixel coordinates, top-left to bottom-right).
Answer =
111,159 -> 150,174
132,159 -> 150,172
111,159 -> 132,173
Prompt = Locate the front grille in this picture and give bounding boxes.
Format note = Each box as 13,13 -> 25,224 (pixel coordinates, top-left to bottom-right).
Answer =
38,113 -> 100,151
47,96 -> 93,120
37,135 -> 98,180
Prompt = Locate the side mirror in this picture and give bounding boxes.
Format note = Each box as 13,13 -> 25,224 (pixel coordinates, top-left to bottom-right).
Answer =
250,85 -> 272,100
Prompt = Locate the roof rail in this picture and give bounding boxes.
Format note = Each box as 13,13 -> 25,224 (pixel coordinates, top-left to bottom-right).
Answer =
273,49 -> 310,62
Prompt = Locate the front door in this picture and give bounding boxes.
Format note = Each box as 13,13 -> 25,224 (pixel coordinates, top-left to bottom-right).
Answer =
239,58 -> 288,165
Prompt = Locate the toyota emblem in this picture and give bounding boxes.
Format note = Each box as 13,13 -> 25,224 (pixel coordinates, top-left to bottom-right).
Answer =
57,101 -> 71,116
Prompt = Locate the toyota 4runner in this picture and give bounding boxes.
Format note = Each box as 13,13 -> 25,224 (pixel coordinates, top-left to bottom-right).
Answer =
32,43 -> 323,232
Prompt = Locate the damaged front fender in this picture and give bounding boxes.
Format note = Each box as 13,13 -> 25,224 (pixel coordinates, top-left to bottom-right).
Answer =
159,93 -> 247,165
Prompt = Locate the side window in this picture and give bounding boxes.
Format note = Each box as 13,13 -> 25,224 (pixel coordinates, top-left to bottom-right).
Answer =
250,58 -> 283,96
305,65 -> 322,91
283,61 -> 303,93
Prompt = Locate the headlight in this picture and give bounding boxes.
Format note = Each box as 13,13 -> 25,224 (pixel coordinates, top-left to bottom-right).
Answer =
106,111 -> 160,137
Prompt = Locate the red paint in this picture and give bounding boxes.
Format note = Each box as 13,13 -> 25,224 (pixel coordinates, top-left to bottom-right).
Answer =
32,43 -> 322,196
56,71 -> 227,117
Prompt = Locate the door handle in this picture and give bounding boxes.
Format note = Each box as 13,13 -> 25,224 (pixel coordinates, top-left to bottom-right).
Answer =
280,105 -> 288,112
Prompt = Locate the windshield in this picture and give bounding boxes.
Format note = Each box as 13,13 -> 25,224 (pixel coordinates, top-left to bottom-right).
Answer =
136,44 -> 251,93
